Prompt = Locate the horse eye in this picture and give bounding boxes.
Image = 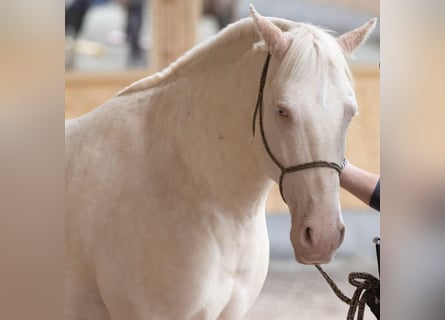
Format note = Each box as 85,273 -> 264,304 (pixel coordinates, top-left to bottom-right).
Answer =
276,107 -> 289,118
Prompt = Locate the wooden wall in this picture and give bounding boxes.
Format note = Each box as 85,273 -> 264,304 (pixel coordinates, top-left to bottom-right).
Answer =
65,71 -> 150,119
315,0 -> 379,15
151,0 -> 202,69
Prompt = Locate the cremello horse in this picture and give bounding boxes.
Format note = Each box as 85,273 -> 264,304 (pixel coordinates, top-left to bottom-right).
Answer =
66,5 -> 376,319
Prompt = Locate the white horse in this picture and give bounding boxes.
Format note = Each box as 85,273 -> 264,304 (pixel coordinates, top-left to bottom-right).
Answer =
66,5 -> 376,319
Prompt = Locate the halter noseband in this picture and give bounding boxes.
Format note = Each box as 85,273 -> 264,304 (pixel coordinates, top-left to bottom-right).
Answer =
252,53 -> 346,203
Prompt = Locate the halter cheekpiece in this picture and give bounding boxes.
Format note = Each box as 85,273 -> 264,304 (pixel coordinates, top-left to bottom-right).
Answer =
252,53 -> 347,203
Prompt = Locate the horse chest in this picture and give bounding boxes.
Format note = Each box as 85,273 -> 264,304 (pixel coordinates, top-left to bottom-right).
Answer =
89,201 -> 270,319
176,211 -> 270,319
180,218 -> 270,319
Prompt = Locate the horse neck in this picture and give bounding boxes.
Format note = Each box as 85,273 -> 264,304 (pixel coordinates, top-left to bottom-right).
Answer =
170,48 -> 273,215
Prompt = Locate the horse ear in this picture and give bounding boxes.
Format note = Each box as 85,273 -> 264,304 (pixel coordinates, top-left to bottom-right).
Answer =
249,4 -> 292,59
338,18 -> 377,56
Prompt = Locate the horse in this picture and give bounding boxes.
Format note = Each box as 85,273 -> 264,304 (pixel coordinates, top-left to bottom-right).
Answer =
65,5 -> 376,319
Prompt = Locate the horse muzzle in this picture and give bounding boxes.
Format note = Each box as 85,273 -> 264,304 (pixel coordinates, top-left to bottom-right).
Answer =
290,216 -> 345,265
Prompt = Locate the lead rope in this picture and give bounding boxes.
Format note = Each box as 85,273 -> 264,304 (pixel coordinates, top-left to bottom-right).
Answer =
315,265 -> 380,320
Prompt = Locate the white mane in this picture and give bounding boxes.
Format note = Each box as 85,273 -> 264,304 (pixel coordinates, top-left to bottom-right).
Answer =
116,17 -> 350,97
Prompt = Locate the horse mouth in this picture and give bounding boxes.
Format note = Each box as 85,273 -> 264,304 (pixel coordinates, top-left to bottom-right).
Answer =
293,251 -> 335,265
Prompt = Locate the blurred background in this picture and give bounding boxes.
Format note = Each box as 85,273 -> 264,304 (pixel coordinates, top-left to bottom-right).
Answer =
65,0 -> 379,319
65,0 -> 379,71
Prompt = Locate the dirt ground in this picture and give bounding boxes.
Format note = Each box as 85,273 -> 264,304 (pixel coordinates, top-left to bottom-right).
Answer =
244,258 -> 377,320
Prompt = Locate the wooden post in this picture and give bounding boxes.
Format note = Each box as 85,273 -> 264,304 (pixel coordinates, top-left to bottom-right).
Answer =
151,0 -> 202,70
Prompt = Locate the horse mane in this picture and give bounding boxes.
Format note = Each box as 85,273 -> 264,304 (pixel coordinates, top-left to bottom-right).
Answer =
276,23 -> 352,86
116,16 -> 351,97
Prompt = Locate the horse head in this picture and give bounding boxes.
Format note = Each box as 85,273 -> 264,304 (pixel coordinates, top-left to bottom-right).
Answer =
250,5 -> 376,264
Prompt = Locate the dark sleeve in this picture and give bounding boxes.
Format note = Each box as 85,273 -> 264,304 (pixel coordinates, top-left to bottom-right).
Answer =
369,179 -> 380,211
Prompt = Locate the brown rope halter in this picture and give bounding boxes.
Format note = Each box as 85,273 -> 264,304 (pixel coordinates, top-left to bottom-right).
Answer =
251,53 -> 346,203
252,54 -> 379,319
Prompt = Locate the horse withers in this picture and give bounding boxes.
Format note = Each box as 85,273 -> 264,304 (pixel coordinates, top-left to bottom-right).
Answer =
66,5 -> 376,319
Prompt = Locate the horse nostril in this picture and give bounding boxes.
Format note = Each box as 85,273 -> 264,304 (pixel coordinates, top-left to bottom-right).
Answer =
304,227 -> 313,246
338,226 -> 345,246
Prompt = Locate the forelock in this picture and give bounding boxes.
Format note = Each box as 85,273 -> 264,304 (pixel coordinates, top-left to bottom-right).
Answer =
275,23 -> 351,84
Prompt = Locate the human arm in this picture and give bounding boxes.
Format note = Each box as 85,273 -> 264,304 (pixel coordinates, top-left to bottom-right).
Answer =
340,161 -> 380,211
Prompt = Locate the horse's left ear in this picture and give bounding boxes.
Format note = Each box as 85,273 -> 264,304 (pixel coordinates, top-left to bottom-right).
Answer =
338,18 -> 377,56
249,4 -> 292,59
